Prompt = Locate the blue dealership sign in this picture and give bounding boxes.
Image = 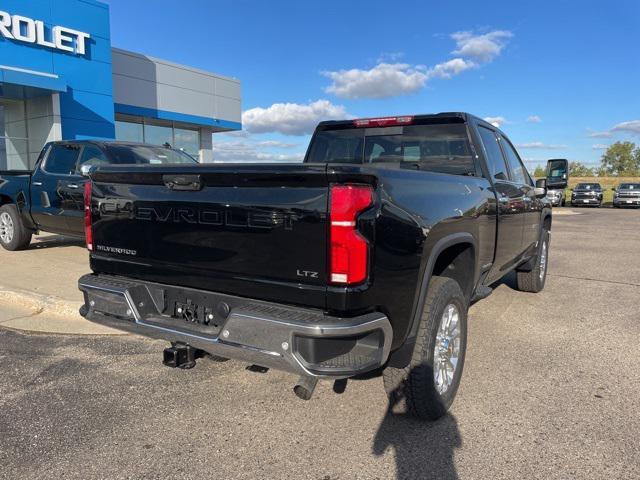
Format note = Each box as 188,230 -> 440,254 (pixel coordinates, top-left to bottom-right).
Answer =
0,0 -> 115,139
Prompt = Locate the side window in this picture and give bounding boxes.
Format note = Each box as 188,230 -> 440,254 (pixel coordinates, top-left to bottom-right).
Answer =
78,145 -> 109,170
369,143 -> 385,162
44,144 -> 81,175
500,136 -> 529,185
478,126 -> 509,181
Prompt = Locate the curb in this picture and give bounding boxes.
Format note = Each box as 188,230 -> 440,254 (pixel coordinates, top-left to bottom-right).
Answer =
0,285 -> 79,318
0,285 -> 125,335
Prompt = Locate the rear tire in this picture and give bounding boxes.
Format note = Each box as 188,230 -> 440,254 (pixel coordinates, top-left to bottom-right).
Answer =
516,229 -> 549,293
0,204 -> 32,251
382,277 -> 468,420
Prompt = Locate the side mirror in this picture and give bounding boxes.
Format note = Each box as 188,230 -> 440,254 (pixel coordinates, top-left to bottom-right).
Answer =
534,178 -> 547,198
80,164 -> 93,177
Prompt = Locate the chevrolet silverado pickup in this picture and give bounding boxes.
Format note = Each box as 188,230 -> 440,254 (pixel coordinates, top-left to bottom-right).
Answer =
613,182 -> 640,208
571,182 -> 603,207
0,141 -> 196,251
78,112 -> 552,420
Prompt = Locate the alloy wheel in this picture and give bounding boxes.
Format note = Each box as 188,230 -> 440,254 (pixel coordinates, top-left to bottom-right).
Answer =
433,303 -> 461,394
0,212 -> 14,244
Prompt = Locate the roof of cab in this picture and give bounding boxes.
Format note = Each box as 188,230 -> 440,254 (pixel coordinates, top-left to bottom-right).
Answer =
316,112 -> 491,128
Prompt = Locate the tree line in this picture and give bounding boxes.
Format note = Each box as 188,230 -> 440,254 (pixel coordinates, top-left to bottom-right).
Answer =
533,141 -> 640,178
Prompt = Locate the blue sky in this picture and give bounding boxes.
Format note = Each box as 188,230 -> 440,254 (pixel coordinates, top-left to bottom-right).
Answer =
104,0 -> 640,169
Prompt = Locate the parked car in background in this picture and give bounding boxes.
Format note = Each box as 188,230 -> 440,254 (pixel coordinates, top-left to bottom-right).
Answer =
0,141 -> 196,251
571,182 -> 602,207
613,183 -> 640,208
78,112 -> 552,420
545,158 -> 568,207
546,189 -> 564,207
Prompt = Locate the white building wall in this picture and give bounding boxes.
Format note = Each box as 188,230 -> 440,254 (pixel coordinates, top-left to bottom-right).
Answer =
111,48 -> 241,128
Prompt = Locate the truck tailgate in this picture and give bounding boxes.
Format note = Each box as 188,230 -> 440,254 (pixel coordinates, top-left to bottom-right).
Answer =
88,164 -> 330,308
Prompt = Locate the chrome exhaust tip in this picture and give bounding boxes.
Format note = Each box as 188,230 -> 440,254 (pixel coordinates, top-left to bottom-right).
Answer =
293,375 -> 318,400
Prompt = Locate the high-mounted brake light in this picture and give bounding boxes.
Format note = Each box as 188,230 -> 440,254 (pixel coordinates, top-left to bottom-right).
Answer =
329,184 -> 374,285
84,181 -> 93,251
353,116 -> 414,128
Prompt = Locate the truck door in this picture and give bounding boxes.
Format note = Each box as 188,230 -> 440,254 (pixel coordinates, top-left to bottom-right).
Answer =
30,143 -> 82,235
476,125 -> 526,283
498,134 -> 540,252
64,144 -> 109,234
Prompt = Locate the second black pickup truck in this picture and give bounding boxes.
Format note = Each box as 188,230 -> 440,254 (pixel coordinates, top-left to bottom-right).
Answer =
78,112 -> 551,419
0,141 -> 196,251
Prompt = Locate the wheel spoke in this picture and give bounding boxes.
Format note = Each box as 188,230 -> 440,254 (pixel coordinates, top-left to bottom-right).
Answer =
433,302 -> 463,394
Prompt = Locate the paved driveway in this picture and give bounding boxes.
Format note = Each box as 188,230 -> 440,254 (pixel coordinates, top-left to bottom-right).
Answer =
1,208 -> 639,479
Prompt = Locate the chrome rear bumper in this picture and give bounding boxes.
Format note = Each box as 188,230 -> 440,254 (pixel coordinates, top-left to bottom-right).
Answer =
78,274 -> 392,378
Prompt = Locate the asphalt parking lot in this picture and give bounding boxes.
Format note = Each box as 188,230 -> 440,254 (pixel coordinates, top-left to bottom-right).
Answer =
1,208 -> 639,480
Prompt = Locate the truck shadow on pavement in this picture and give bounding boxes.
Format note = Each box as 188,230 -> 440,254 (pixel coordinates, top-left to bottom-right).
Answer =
372,385 -> 461,480
29,235 -> 85,250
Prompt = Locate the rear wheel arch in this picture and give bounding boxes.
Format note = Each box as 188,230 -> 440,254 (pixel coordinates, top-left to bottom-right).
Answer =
387,232 -> 477,368
431,242 -> 476,302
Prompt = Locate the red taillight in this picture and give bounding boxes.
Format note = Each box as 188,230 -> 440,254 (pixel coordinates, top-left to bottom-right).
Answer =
353,116 -> 413,128
84,181 -> 93,251
329,184 -> 374,285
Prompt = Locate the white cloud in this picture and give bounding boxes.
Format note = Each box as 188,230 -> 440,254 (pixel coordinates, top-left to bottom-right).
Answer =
612,120 -> 640,135
323,63 -> 429,99
526,115 -> 542,123
592,144 -> 608,150
322,29 -> 512,99
586,120 -> 640,139
212,140 -> 305,163
377,51 -> 405,63
484,116 -> 507,127
256,140 -> 299,149
426,58 -> 477,80
221,129 -> 251,139
587,130 -> 613,138
516,142 -> 567,149
451,30 -> 513,62
242,99 -> 348,136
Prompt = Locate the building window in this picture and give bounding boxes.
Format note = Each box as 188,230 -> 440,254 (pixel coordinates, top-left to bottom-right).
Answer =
115,115 -> 200,161
1,99 -> 29,170
174,128 -> 200,158
115,120 -> 143,143
144,123 -> 173,148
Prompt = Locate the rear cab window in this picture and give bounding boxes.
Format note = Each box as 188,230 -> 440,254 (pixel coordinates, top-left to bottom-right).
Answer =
306,121 -> 478,176
103,144 -> 198,165
78,145 -> 109,170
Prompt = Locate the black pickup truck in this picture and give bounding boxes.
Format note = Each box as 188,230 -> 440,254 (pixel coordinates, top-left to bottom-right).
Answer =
78,112 -> 551,420
0,141 -> 196,250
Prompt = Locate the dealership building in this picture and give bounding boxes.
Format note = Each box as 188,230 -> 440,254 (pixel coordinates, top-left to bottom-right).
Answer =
0,0 -> 241,169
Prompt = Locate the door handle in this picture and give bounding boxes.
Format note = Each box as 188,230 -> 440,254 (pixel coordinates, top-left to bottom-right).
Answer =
32,181 -> 43,186
67,183 -> 79,189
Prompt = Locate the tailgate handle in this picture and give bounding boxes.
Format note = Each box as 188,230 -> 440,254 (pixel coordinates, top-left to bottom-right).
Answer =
163,174 -> 203,191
